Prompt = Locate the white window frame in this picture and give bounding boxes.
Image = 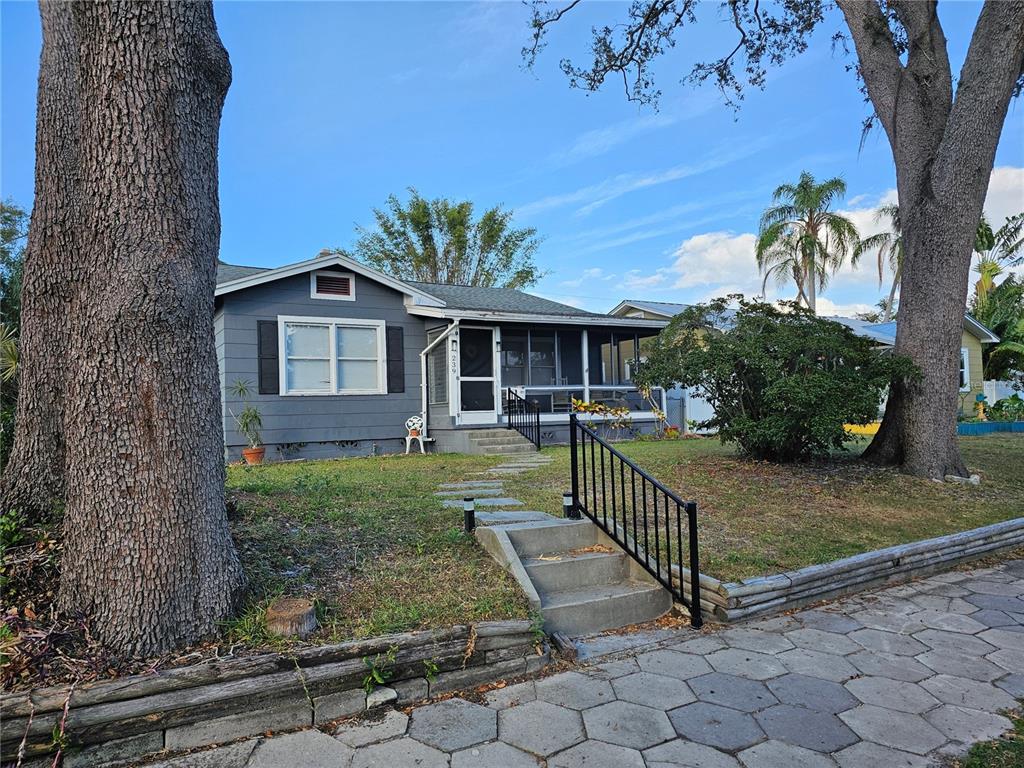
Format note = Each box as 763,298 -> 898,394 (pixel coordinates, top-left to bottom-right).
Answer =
959,347 -> 971,392
310,270 -> 356,301
278,315 -> 386,396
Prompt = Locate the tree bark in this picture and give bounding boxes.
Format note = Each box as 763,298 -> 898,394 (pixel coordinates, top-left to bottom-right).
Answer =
55,1 -> 244,655
0,2 -> 80,518
839,0 -> 1024,479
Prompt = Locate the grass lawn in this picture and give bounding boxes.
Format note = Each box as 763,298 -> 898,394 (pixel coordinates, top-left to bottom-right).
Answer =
954,705 -> 1023,768
500,433 -> 1024,583
226,452 -> 530,644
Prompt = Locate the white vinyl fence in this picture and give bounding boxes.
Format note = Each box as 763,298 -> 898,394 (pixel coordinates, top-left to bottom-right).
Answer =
984,379 -> 1021,402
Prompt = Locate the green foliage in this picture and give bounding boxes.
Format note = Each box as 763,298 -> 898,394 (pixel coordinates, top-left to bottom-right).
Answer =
971,274 -> 1024,385
989,394 -> 1024,422
0,507 -> 25,557
955,705 -> 1022,768
362,644 -> 399,694
337,188 -> 544,289
228,379 -> 263,448
422,658 -> 440,683
634,296 -> 914,462
0,200 -> 27,474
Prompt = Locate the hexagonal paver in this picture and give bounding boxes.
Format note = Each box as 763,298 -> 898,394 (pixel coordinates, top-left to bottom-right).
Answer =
335,710 -> 409,747
484,681 -> 536,710
848,650 -> 932,682
581,700 -> 676,749
535,672 -> 615,710
706,648 -> 787,681
668,702 -> 765,752
833,741 -> 932,768
924,704 -> 1013,746
844,677 -> 938,714
995,673 -> 1024,697
547,740 -> 645,768
408,698 -> 496,752
583,657 -> 641,680
849,628 -> 928,656
961,579 -> 1022,596
498,701 -> 585,757
776,648 -> 858,682
720,628 -> 795,655
612,671 -> 696,709
920,674 -> 1018,712
797,609 -> 863,635
249,730 -> 354,768
916,648 -> 1005,681
911,610 -> 987,634
784,628 -> 861,656
970,609 -> 1018,628
839,705 -> 946,755
767,673 -> 858,714
849,609 -> 927,635
669,635 -> 729,656
351,737 -> 448,768
451,741 -> 540,768
636,649 -> 713,680
644,739 -> 741,768
912,628 -> 996,656
964,593 -> 1024,613
737,740 -> 837,768
989,647 -> 1024,674
689,672 -> 778,713
754,704 -> 858,752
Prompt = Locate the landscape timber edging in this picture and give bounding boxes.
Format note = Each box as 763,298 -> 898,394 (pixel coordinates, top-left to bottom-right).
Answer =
671,517 -> 1024,623
0,620 -> 547,767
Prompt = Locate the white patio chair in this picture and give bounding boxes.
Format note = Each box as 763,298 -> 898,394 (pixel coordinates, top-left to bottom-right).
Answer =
405,415 -> 426,455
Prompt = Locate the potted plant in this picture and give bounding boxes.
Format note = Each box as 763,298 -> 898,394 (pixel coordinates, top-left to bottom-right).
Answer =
229,379 -> 265,464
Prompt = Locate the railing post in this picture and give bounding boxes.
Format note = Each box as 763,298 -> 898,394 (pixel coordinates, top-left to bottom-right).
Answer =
535,406 -> 541,449
686,500 -> 703,628
569,412 -> 579,514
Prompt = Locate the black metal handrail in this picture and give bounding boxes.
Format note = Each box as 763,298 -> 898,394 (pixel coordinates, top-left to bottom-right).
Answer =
568,412 -> 703,627
505,389 -> 541,449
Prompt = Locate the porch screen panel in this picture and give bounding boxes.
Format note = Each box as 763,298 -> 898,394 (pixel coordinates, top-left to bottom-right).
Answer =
616,334 -> 638,384
459,328 -> 493,378
460,381 -> 494,411
427,332 -> 447,404
530,331 -> 556,386
501,332 -> 527,387
557,330 -> 583,384
588,331 -> 613,385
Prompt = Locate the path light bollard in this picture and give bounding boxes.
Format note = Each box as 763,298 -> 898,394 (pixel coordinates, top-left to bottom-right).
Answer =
464,497 -> 476,533
563,491 -> 580,520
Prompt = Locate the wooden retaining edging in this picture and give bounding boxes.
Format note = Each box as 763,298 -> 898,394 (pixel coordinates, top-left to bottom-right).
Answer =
0,620 -> 545,767
670,518 -> 1024,623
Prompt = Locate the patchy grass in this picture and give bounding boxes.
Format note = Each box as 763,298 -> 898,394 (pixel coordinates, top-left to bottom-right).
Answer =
501,434 -> 1024,583
952,705 -> 1023,768
226,452 -> 530,643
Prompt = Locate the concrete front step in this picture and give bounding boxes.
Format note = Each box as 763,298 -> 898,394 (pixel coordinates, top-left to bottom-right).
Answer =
540,581 -> 672,636
470,437 -> 537,448
477,510 -> 556,525
506,520 -> 597,558
524,550 -> 629,594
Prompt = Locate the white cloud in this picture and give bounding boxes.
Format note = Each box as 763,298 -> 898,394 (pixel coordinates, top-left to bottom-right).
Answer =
550,114 -> 678,167
669,231 -> 760,291
984,166 -> 1024,229
623,269 -> 668,289
814,297 -> 877,317
560,267 -> 611,289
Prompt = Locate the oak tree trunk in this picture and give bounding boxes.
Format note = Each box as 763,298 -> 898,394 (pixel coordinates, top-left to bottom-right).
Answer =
839,0 -> 1024,479
54,2 -> 244,655
0,2 -> 79,518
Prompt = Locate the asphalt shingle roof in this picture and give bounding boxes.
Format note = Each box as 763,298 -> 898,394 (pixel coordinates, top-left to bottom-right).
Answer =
217,261 -> 270,285
408,281 -> 609,318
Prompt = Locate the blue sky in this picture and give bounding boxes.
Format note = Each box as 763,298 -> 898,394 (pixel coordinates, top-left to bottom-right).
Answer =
2,1 -> 1022,315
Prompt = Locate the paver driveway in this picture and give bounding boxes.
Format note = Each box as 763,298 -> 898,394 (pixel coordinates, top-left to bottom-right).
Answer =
154,558 -> 1023,767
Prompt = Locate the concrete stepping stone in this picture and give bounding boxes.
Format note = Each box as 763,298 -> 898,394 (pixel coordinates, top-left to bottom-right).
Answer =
351,737 -> 447,768
407,698 -> 496,751
435,487 -> 505,498
438,480 -> 509,489
334,710 -> 408,748
477,511 -> 555,525
443,497 -> 523,508
248,730 -> 353,768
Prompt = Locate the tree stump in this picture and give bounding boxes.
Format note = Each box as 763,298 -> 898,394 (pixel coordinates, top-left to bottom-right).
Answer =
266,598 -> 317,639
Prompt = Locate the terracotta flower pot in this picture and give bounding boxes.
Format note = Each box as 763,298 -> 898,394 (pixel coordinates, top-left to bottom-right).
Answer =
242,446 -> 266,465
409,428 -> 420,437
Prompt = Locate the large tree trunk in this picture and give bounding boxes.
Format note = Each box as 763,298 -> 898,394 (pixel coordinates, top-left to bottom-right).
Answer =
55,2 -> 243,655
840,0 -> 1024,479
0,2 -> 79,518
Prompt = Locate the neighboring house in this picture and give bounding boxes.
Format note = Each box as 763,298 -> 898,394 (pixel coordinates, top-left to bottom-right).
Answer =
215,253 -> 668,460
608,299 -> 1000,425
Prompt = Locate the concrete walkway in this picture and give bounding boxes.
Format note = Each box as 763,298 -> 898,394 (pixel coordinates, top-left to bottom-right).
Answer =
433,454 -> 557,525
150,557 -> 1023,768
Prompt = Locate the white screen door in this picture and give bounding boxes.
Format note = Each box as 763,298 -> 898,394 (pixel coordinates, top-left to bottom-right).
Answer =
458,327 -> 497,424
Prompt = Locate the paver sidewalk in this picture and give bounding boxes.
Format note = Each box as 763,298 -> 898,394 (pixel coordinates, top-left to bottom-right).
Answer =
150,560 -> 1024,767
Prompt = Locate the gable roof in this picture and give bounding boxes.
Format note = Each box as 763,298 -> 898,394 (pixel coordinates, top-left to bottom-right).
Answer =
609,299 -> 691,318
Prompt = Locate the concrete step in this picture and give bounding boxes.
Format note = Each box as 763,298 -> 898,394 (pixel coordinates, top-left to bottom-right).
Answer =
524,550 -> 629,594
465,428 -> 518,437
506,520 -> 597,558
483,446 -> 538,456
476,510 -> 557,525
469,436 -> 536,447
540,581 -> 672,636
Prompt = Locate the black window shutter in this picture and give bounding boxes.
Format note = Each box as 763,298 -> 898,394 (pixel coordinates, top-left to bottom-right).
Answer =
257,321 -> 279,395
386,326 -> 405,393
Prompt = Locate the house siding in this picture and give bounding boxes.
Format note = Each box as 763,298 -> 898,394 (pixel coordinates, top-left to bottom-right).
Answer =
218,272 -> 426,461
961,330 -> 986,413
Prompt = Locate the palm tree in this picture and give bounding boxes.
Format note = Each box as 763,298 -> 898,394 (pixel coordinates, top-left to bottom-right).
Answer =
756,172 -> 861,313
858,203 -> 902,322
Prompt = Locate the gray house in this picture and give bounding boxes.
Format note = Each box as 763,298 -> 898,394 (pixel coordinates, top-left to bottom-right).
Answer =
215,253 -> 667,461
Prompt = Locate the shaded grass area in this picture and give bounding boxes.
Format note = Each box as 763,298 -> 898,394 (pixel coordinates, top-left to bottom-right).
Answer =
502,434 -> 1024,583
953,705 -> 1023,768
226,453 -> 530,644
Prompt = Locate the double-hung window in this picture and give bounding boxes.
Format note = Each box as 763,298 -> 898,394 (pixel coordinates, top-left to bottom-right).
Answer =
959,348 -> 970,392
279,316 -> 386,395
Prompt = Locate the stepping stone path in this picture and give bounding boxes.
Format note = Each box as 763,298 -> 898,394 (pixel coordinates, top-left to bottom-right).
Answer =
434,454 -> 558,525
153,556 -> 1024,768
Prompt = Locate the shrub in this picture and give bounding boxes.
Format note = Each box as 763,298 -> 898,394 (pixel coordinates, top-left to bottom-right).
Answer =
989,394 -> 1024,422
634,296 -> 915,462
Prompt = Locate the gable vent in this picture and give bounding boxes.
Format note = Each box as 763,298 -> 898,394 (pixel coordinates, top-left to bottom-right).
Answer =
312,270 -> 354,299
